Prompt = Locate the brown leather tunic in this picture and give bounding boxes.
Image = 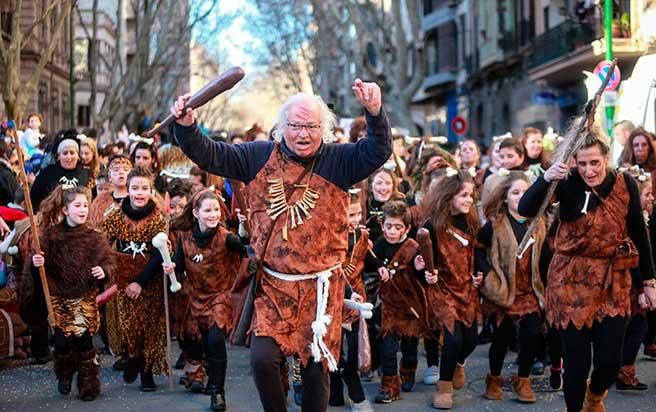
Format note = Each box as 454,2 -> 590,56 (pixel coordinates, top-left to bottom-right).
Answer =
379,239 -> 426,338
430,226 -> 480,334
546,175 -> 635,330
171,227 -> 240,333
248,147 -> 349,369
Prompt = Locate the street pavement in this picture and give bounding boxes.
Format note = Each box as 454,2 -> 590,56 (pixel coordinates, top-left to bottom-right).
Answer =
2,340 -> 656,411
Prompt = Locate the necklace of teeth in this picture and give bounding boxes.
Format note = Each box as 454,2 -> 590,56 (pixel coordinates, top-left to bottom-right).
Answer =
266,177 -> 320,241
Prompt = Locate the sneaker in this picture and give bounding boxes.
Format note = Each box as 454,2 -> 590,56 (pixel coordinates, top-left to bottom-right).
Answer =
374,391 -> 394,404
423,365 -> 440,385
549,367 -> 563,390
531,361 -> 545,376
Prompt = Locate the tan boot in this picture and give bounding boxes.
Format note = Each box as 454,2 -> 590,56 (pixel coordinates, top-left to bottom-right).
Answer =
511,376 -> 536,403
582,385 -> 607,412
432,380 -> 453,410
452,363 -> 466,389
485,373 -> 504,400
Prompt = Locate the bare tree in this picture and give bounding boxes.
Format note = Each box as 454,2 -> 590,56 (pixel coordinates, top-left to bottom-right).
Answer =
251,0 -> 314,93
0,0 -> 75,123
77,0 -> 221,132
312,0 -> 424,132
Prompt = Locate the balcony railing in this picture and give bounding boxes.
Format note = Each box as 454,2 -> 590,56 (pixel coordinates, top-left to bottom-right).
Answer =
528,20 -> 599,69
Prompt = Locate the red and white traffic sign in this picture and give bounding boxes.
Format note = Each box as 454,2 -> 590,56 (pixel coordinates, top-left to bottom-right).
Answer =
451,115 -> 468,135
593,60 -> 621,91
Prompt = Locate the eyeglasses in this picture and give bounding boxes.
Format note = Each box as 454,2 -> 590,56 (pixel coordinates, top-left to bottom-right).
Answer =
287,122 -> 321,133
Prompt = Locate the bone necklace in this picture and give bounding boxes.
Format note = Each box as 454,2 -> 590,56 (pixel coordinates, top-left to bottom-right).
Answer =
266,160 -> 319,241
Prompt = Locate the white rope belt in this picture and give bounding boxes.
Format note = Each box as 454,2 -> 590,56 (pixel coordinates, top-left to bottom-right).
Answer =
263,263 -> 342,372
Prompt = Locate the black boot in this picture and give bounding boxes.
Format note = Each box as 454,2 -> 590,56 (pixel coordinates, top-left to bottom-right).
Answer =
112,356 -> 128,371
77,349 -> 101,401
208,385 -> 226,411
140,368 -> 157,392
175,353 -> 185,370
343,369 -> 366,404
206,356 -> 227,410
329,371 -> 345,406
123,357 -> 143,383
54,352 -> 76,395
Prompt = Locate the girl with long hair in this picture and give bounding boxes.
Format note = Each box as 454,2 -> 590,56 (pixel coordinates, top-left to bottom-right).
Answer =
164,189 -> 244,411
477,171 -> 546,403
130,141 -> 165,193
32,185 -> 112,401
420,168 -> 481,410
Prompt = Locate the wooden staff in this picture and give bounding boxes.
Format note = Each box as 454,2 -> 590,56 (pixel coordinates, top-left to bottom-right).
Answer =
6,122 -> 54,327
229,180 -> 251,237
161,192 -> 174,389
516,59 -> 617,255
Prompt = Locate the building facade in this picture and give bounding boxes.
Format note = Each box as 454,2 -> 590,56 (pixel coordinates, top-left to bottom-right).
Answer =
0,0 -> 73,133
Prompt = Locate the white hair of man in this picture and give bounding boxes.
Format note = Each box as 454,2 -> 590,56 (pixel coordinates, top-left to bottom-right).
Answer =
272,93 -> 337,144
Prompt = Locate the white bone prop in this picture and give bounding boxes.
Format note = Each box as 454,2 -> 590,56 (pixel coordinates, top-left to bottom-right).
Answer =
152,232 -> 182,292
517,236 -> 536,259
447,229 -> 469,247
0,229 -> 16,254
581,191 -> 592,215
343,299 -> 374,319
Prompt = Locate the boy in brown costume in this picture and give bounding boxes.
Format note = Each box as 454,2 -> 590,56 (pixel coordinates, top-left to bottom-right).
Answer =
366,200 -> 426,404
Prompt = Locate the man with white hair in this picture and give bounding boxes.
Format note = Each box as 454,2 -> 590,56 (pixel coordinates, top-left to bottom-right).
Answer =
171,79 -> 391,412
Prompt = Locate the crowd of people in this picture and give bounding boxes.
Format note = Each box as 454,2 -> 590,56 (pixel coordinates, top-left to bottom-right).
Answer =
1,79 -> 656,412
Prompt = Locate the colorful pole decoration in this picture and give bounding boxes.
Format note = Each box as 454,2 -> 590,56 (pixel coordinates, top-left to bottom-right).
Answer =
604,0 -> 615,138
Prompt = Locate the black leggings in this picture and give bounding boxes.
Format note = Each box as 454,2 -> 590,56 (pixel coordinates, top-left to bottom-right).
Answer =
622,314 -> 647,366
53,328 -> 94,354
425,329 -> 441,368
251,335 -> 328,412
440,321 -> 478,382
381,334 -> 418,376
489,312 -> 542,377
186,324 -> 228,391
548,326 -> 563,370
560,315 -> 628,412
643,310 -> 656,346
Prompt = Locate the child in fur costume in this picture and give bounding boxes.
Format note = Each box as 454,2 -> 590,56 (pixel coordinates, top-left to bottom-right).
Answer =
100,167 -> 167,392
366,200 -> 426,404
163,189 -> 244,411
32,185 -> 112,401
329,189 -> 369,406
420,168 -> 482,410
477,171 -> 547,403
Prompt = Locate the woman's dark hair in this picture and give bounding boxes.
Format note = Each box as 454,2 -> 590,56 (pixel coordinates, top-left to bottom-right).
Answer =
620,127 -> 656,171
130,141 -> 160,172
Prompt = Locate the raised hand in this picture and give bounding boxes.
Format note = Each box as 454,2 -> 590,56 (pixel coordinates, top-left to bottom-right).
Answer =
352,78 -> 382,116
171,93 -> 195,126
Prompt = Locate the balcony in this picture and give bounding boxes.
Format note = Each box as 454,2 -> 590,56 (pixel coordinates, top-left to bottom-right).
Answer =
528,20 -> 598,70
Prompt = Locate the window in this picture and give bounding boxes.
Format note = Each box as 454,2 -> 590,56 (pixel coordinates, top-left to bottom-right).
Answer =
77,105 -> 90,127
1,12 -> 12,35
38,82 -> 48,115
543,6 -> 549,31
51,88 -> 59,131
425,29 -> 438,75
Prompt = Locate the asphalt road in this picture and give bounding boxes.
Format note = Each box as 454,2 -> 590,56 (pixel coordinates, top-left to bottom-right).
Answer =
2,341 -> 656,411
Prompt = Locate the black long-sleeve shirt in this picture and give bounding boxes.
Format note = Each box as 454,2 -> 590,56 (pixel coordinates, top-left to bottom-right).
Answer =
173,109 -> 392,191
518,170 -> 655,281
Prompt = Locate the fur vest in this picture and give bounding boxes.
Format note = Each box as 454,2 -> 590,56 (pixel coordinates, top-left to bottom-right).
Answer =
480,215 -> 546,308
41,223 -> 113,298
